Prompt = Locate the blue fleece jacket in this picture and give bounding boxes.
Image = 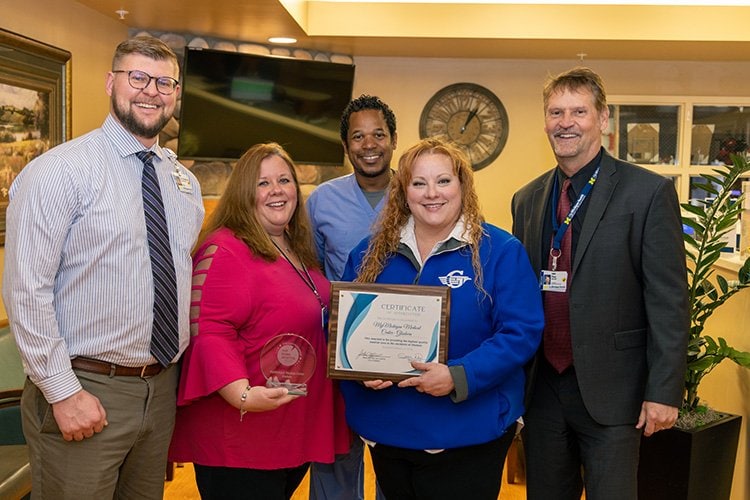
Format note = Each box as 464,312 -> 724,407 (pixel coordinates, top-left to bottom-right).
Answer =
340,222 -> 543,450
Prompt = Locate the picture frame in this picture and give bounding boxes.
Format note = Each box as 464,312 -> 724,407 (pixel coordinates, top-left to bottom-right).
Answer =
327,282 -> 450,382
0,29 -> 71,244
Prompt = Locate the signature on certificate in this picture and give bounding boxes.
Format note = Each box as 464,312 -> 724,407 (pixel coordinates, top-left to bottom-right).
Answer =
356,350 -> 389,362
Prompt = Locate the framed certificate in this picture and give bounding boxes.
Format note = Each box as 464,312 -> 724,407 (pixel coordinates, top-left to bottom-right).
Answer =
327,282 -> 450,381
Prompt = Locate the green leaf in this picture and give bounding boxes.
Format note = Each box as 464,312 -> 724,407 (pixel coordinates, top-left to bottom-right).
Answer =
681,217 -> 704,233
681,203 -> 706,218
717,275 -> 729,294
704,336 -> 719,350
716,218 -> 740,233
740,258 -> 750,284
705,242 -> 729,255
689,357 -> 716,371
729,350 -> 750,368
696,176 -> 723,191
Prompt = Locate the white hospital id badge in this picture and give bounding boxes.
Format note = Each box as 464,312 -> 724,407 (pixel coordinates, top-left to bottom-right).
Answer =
540,270 -> 568,292
172,169 -> 193,194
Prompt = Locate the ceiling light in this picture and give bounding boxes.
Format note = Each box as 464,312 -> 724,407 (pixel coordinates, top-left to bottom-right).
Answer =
268,37 -> 297,45
115,9 -> 129,20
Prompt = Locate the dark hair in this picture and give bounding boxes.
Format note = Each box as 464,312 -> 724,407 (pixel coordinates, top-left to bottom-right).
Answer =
340,94 -> 397,143
543,66 -> 607,114
112,36 -> 179,75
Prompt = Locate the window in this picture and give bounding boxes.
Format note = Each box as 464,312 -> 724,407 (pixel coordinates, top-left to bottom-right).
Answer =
605,97 -> 750,203
691,106 -> 750,166
604,104 -> 679,165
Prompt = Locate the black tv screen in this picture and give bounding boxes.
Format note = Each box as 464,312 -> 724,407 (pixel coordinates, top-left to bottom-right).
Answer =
177,48 -> 355,164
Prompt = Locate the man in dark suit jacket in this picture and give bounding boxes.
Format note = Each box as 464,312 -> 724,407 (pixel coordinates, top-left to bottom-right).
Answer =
511,67 -> 689,500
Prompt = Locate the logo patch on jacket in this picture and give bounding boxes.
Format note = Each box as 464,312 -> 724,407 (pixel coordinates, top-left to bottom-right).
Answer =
439,270 -> 472,289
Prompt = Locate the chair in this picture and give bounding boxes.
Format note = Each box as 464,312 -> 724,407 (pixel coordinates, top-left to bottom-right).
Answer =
0,323 -> 31,499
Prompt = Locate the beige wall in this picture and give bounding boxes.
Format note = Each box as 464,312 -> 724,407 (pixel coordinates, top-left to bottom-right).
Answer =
699,263 -> 750,500
3,1 -> 750,498
4,0 -> 128,137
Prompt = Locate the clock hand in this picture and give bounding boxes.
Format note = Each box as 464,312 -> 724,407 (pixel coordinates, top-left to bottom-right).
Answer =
460,108 -> 479,133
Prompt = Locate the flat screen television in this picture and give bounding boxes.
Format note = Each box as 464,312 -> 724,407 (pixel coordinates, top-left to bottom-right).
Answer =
177,47 -> 355,164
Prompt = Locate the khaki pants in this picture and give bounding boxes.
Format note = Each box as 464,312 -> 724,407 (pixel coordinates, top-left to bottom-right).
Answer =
21,364 -> 178,499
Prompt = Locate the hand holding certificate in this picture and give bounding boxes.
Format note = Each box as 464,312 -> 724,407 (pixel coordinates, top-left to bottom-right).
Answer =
396,360 -> 455,396
327,282 -> 450,381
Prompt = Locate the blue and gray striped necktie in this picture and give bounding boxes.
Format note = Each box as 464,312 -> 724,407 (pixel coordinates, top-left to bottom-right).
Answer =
137,150 -> 179,367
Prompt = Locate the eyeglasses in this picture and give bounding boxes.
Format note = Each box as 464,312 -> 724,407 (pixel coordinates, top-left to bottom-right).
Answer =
112,70 -> 179,95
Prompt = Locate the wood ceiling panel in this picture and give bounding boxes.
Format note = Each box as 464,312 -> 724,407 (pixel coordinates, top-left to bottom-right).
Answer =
75,0 -> 750,61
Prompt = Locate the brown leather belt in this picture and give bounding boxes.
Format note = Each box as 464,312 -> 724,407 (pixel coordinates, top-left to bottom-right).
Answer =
71,357 -> 164,377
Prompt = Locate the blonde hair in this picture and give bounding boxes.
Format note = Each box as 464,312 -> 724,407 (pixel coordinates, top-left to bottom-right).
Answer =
113,36 -> 179,76
356,138 -> 486,293
543,66 -> 607,114
197,142 -> 319,269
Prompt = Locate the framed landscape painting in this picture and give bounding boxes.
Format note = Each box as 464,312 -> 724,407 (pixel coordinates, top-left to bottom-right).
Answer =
0,29 -> 71,244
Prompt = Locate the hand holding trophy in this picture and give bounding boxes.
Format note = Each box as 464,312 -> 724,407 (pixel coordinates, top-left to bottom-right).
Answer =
260,333 -> 316,396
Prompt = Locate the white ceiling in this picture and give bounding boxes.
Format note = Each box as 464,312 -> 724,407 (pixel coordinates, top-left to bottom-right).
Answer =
75,0 -> 750,61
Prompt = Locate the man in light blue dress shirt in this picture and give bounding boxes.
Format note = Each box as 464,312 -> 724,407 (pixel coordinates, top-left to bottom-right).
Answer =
2,36 -> 204,499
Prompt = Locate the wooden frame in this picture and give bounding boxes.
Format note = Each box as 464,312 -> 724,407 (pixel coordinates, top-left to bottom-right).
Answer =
0,29 -> 71,244
327,282 -> 450,382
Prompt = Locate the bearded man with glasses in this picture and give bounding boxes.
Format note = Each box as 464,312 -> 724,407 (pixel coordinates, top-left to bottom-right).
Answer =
3,35 -> 204,499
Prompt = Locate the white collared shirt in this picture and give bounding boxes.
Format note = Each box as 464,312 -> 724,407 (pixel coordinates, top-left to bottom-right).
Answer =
399,215 -> 470,268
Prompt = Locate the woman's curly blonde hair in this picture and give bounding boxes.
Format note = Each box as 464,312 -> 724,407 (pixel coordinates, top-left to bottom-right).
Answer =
356,138 -> 486,293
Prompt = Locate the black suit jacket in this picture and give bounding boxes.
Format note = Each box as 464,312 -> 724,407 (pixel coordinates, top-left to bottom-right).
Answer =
511,151 -> 689,425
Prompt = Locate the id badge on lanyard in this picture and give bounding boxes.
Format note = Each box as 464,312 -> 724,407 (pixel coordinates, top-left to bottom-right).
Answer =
540,166 -> 600,293
540,269 -> 568,292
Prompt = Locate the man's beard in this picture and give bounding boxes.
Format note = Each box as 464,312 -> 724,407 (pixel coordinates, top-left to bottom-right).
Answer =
112,95 -> 170,139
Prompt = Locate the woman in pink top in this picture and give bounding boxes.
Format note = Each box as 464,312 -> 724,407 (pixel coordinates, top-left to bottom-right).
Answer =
169,143 -> 350,499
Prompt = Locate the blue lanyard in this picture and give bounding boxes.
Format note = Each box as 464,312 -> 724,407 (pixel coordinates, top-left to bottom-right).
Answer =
550,165 -> 600,252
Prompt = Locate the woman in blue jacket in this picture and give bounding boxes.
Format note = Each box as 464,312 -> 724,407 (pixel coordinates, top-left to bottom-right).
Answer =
341,138 -> 544,500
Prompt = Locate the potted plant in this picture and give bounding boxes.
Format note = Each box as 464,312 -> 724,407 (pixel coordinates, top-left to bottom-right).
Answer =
638,154 -> 750,500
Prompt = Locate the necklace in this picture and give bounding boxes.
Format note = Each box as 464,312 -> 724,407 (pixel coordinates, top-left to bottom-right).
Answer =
271,239 -> 328,331
270,235 -> 291,252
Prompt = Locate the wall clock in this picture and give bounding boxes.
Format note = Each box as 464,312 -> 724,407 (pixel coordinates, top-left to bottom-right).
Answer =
419,82 -> 509,171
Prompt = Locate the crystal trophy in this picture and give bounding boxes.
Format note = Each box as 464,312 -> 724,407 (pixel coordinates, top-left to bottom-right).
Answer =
260,333 -> 316,396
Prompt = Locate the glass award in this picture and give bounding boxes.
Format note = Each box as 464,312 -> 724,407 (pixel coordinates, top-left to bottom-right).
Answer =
260,333 -> 316,396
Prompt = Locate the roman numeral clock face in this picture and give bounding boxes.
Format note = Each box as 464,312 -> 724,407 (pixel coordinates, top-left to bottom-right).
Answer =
419,83 -> 509,171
